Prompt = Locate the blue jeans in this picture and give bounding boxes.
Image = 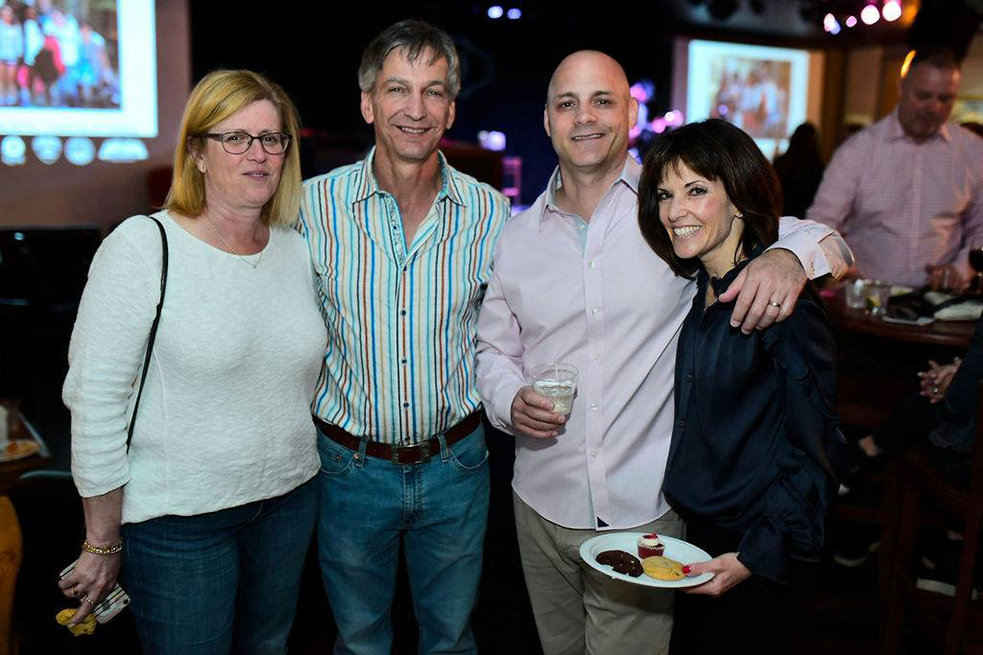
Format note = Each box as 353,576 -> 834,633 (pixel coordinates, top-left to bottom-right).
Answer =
316,423 -> 490,655
121,477 -> 318,655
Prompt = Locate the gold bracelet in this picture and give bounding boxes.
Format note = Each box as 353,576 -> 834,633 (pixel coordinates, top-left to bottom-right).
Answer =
81,539 -> 123,556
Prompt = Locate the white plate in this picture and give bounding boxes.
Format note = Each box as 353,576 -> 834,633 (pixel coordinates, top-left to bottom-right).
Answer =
580,532 -> 714,588
882,315 -> 934,326
0,439 -> 40,462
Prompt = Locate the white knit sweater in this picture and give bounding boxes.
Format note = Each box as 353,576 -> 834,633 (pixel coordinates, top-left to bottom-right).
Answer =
64,211 -> 326,524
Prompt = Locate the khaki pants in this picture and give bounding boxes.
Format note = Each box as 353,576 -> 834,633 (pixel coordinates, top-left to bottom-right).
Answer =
513,491 -> 684,655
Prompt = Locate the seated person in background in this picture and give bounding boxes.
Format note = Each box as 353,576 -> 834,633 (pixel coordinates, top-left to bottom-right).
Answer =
806,46 -> 983,291
638,119 -> 843,654
843,312 -> 982,592
772,122 -> 825,220
59,70 -> 326,652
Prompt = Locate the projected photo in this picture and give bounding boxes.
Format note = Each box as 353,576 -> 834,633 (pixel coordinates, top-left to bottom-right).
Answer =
0,0 -> 119,109
687,40 -> 811,150
707,59 -> 790,139
0,0 -> 156,138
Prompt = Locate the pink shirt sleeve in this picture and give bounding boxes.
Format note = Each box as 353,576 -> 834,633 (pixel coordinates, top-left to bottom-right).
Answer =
475,268 -> 527,434
805,133 -> 866,233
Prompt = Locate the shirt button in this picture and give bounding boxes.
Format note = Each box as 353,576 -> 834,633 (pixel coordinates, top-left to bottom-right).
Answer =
592,450 -> 598,459
401,358 -> 408,365
587,260 -> 595,268
402,402 -> 410,409
678,419 -> 686,428
590,402 -> 599,411
591,353 -> 600,361
686,373 -> 693,382
591,308 -> 599,317
400,309 -> 407,316
579,224 -> 586,231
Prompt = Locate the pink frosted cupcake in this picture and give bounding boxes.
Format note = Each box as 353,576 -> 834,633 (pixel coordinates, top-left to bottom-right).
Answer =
636,532 -> 665,559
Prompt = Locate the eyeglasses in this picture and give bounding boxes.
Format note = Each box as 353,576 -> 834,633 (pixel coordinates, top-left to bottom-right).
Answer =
201,131 -> 292,155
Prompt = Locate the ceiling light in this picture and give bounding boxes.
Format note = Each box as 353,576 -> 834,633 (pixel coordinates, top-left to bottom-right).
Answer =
824,12 -> 841,34
487,5 -> 503,19
707,0 -> 738,20
882,0 -> 902,22
506,7 -> 521,19
845,15 -> 858,27
860,4 -> 880,24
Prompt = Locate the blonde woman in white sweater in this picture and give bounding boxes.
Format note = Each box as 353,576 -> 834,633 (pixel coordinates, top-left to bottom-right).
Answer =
60,70 -> 326,655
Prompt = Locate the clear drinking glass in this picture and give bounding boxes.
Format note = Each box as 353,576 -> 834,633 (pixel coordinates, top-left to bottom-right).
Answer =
530,363 -> 579,415
864,280 -> 891,317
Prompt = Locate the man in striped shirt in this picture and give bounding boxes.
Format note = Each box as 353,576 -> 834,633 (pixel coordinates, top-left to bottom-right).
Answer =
296,20 -> 510,655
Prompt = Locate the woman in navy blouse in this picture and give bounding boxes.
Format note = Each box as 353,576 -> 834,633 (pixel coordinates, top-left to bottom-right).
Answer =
637,119 -> 843,653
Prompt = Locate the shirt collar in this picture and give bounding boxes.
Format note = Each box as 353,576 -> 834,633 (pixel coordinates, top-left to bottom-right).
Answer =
539,154 -> 639,224
885,109 -> 951,143
353,147 -> 466,206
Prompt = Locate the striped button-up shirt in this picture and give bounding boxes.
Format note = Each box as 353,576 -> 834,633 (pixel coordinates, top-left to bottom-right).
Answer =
298,149 -> 510,445
807,110 -> 983,287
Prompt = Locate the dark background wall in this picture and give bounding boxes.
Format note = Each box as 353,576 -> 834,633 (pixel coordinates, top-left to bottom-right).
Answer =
188,1 -> 681,203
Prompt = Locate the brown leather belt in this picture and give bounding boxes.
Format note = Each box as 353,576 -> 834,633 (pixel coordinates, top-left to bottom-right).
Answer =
313,412 -> 481,465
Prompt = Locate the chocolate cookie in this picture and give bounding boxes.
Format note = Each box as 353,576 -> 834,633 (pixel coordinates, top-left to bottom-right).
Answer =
596,549 -> 643,577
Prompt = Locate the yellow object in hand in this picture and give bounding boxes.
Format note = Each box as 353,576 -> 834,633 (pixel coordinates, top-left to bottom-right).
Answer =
55,608 -> 97,636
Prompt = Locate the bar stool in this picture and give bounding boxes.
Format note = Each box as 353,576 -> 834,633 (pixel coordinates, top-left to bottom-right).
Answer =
882,382 -> 983,654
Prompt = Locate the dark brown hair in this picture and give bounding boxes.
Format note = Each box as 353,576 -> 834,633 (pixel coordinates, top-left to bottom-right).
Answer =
637,118 -> 781,277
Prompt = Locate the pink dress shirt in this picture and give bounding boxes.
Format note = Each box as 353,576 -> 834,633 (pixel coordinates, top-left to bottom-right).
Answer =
807,110 -> 983,287
476,156 -> 841,530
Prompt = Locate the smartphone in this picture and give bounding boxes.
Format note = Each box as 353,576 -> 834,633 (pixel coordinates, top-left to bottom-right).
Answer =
59,559 -> 131,624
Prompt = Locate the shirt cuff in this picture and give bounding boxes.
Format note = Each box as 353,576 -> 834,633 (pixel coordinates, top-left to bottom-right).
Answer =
766,230 -> 832,280
489,378 -> 527,436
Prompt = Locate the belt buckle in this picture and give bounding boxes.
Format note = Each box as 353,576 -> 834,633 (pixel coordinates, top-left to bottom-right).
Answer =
392,442 -> 431,465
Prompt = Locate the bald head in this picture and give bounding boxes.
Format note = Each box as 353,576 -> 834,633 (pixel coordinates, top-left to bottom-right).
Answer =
544,50 -> 638,178
547,50 -> 630,103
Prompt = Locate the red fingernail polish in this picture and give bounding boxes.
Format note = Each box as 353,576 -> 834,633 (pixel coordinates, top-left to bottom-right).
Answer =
682,565 -> 691,574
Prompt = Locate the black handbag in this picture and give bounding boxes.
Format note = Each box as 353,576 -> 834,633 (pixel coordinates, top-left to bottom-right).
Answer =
126,216 -> 168,449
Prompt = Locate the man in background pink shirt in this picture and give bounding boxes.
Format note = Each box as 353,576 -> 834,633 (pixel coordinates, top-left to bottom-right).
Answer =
807,46 -> 983,290
475,50 -> 850,655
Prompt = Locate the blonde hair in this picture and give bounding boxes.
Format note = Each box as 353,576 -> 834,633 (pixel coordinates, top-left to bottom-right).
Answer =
165,69 -> 302,226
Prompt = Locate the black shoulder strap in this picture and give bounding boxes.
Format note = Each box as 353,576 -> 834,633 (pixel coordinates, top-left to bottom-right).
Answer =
126,215 -> 168,450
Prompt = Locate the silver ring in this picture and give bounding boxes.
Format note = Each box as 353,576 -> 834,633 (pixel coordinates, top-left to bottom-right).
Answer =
932,385 -> 940,394
768,300 -> 782,308
82,595 -> 96,606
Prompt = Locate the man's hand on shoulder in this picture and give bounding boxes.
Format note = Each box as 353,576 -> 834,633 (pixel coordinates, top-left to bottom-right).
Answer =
718,248 -> 806,334
511,386 -> 566,439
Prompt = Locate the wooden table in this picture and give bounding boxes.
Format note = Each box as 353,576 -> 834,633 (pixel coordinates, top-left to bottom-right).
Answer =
824,287 -> 977,428
0,410 -> 51,655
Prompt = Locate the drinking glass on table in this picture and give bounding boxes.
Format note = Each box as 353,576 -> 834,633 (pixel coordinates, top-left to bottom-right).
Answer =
969,243 -> 983,294
530,363 -> 579,415
864,280 -> 891,317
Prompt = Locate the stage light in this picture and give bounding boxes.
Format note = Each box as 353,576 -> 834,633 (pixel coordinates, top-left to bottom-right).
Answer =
506,7 -> 521,19
707,0 -> 738,20
882,0 -> 902,22
487,5 -> 504,19
845,15 -> 858,27
860,4 -> 880,24
900,49 -> 916,78
823,13 -> 841,34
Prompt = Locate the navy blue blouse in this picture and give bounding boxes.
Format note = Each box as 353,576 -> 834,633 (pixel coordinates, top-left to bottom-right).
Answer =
664,250 -> 842,583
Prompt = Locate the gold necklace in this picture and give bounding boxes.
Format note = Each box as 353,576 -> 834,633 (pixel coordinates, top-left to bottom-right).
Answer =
205,217 -> 264,269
